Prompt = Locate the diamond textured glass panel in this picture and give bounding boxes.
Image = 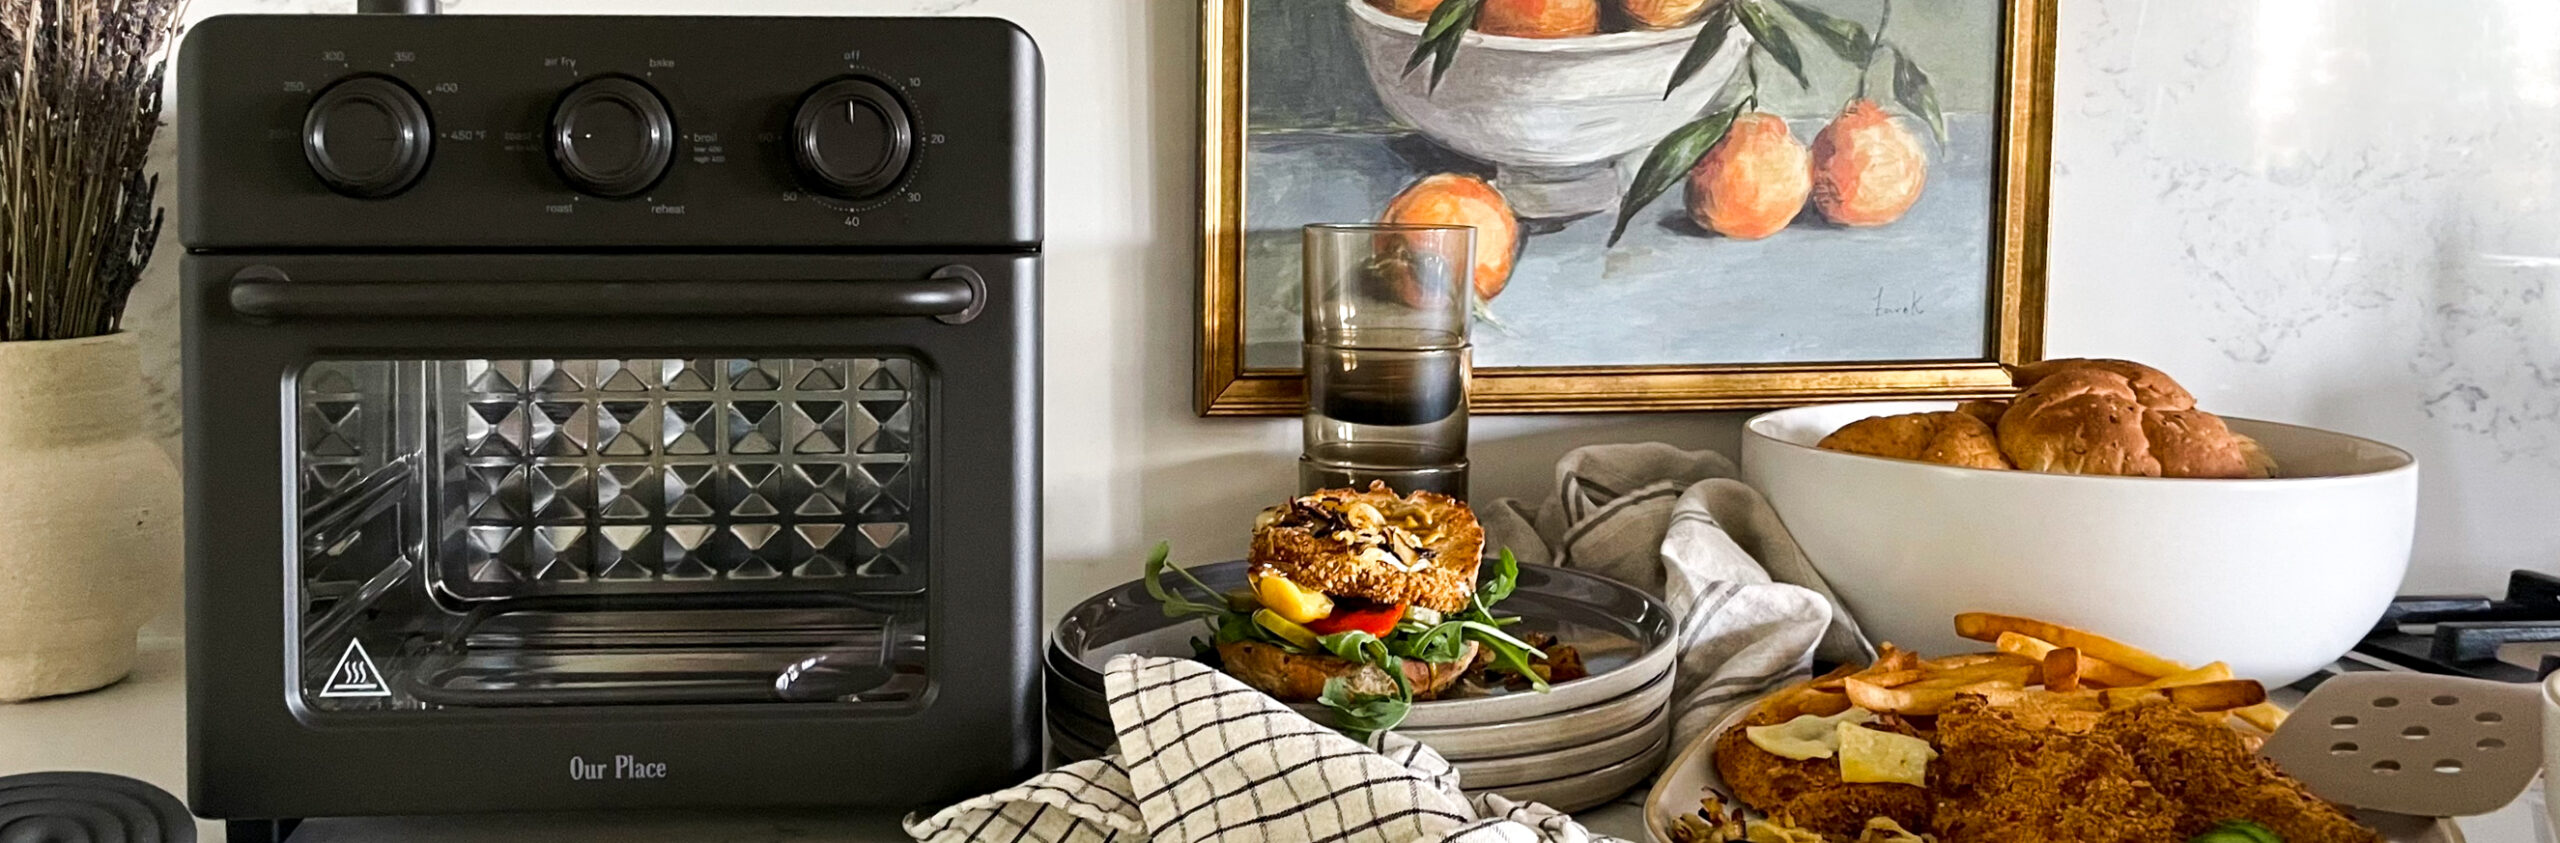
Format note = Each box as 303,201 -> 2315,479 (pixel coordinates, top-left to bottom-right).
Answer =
405,356 -> 924,599
293,355 -> 935,714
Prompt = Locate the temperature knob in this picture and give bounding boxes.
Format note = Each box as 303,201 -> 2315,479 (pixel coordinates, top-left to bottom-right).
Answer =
302,75 -> 432,198
548,76 -> 674,198
790,78 -> 913,200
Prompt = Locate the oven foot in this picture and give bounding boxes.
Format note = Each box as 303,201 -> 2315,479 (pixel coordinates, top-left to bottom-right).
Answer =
227,818 -> 303,841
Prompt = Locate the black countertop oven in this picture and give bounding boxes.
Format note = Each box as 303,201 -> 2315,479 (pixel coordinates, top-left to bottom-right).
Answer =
177,15 -> 1040,838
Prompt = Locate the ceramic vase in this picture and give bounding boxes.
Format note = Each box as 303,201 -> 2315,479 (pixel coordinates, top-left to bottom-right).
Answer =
0,332 -> 178,701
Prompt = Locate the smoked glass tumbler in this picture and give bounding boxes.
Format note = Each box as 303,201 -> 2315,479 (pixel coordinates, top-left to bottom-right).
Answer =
1298,223 -> 1473,500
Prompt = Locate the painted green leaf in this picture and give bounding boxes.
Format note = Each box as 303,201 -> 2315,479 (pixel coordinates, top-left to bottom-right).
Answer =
1775,0 -> 1873,66
1402,0 -> 1486,94
1663,4 -> 1738,100
1893,45 -> 1948,144
1608,103 -> 1743,247
1733,0 -> 1809,89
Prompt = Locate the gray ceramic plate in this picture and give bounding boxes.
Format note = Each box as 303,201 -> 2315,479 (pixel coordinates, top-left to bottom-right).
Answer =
1044,697 -> 1669,791
1471,735 -> 1668,814
1642,693 -> 2463,843
1048,654 -> 1672,762
1456,706 -> 1670,788
1050,560 -> 1676,729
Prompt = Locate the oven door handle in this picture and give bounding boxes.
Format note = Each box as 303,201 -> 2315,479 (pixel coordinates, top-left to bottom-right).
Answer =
224,264 -> 988,324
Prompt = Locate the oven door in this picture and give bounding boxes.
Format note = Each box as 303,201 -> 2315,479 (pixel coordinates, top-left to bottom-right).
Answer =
183,252 -> 1037,817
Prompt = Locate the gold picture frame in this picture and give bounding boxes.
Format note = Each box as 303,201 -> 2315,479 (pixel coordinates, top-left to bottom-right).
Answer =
1197,0 -> 2056,416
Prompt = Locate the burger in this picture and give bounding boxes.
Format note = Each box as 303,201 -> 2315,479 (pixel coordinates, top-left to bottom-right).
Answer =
1146,483 -> 1553,736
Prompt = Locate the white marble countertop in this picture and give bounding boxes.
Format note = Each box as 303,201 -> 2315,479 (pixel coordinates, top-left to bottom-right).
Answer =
0,638 -> 2538,841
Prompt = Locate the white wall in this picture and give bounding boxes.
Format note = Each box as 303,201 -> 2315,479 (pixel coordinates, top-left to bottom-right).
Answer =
134,0 -> 2560,631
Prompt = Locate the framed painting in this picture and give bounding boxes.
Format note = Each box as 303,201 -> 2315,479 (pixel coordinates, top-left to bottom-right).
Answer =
1198,0 -> 2055,414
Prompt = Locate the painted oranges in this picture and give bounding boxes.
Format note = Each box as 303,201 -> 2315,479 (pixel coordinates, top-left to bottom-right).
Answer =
1618,0 -> 1715,30
1479,0 -> 1603,38
1810,99 -> 1929,227
1367,0 -> 1444,21
1685,112 -> 1810,240
1382,173 -> 1522,302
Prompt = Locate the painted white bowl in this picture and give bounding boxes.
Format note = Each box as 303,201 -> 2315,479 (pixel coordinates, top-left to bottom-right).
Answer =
1342,0 -> 1748,219
1741,401 -> 2419,688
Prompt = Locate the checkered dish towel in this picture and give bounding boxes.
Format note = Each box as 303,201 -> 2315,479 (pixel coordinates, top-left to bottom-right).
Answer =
905,655 -> 1626,843
1479,442 -> 1876,747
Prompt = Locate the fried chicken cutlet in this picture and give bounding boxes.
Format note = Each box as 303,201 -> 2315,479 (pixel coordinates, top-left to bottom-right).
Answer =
2100,701 -> 2383,843
1931,698 -> 2182,843
1713,706 -> 1933,838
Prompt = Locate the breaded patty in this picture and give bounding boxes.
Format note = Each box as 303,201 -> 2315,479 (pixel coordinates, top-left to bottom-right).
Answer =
1712,706 -> 1932,839
1932,699 -> 2181,843
1249,484 -> 1485,612
2100,702 -> 2382,843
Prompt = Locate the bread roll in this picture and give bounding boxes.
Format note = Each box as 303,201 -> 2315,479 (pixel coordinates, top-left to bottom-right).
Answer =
2144,409 -> 2253,478
2233,433 -> 2280,479
1998,369 -> 2161,476
1818,411 -> 2011,470
1955,400 -> 2009,429
2013,358 -> 2194,411
1214,639 -> 1478,702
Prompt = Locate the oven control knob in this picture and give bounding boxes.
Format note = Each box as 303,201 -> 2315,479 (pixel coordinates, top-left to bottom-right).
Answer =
548,76 -> 675,198
302,75 -> 433,198
790,78 -> 913,200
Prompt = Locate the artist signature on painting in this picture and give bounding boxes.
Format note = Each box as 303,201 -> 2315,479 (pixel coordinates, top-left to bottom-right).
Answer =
1872,288 -> 1931,316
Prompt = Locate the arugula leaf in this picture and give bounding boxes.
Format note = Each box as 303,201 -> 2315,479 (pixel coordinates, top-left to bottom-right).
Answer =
1319,678 -> 1412,743
1143,544 -> 1237,633
1467,626 -> 1552,692
1662,3 -> 1737,100
1312,630 -> 1419,738
1478,548 -> 1522,609
1391,620 -> 1472,662
1607,103 -> 1742,247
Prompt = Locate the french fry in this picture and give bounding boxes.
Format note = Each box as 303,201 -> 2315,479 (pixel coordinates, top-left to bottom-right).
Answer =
2139,661 -> 2233,688
2232,702 -> 2288,732
1965,613 -> 2186,679
2043,647 -> 2082,692
1858,668 -> 1927,689
1874,644 -> 1923,673
2107,680 -> 2268,712
1805,660 -> 1864,692
1993,632 -> 2153,687
1845,677 -> 1966,715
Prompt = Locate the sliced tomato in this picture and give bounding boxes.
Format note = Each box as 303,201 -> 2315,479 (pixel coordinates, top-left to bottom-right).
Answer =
1305,600 -> 1405,637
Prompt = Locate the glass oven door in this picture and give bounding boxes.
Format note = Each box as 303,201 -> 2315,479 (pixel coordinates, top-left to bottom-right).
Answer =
188,253 -> 1032,725
293,355 -> 932,711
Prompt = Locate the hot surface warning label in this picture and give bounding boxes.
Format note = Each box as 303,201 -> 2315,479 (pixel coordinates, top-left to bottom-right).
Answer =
319,639 -> 391,698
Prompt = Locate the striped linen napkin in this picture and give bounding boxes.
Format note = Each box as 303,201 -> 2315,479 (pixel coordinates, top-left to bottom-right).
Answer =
1479,442 -> 1876,747
904,655 -> 1625,843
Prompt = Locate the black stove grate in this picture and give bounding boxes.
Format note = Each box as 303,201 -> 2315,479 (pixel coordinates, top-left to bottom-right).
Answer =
2354,569 -> 2560,683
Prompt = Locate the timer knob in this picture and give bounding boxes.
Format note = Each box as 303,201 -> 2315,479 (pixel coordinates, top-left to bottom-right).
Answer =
302,74 -> 432,198
790,78 -> 914,200
548,75 -> 674,198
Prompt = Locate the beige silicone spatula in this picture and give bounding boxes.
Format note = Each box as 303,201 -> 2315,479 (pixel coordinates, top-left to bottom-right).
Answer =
2259,672 -> 2544,817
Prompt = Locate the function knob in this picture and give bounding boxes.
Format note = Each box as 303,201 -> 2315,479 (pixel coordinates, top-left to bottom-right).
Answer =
548,75 -> 674,198
302,75 -> 433,198
790,78 -> 914,200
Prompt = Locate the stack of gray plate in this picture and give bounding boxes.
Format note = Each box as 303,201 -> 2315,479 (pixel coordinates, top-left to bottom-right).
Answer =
1046,561 -> 1677,812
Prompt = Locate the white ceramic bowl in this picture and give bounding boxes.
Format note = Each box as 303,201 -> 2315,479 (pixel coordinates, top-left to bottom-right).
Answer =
1342,0 -> 1748,219
1741,401 -> 2419,688
2543,671 -> 2560,834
